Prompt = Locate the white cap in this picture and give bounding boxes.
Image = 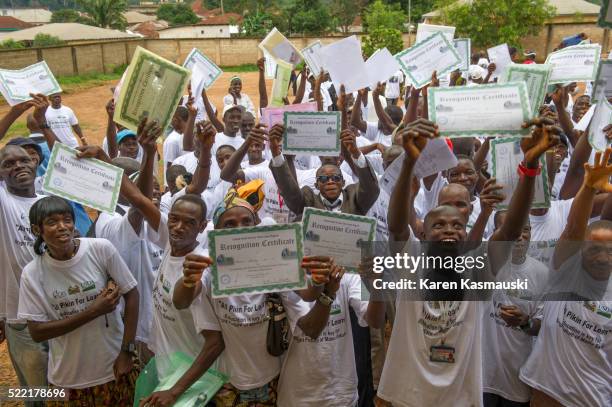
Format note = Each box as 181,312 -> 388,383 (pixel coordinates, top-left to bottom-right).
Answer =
469,65 -> 486,80
222,104 -> 243,117
477,58 -> 489,69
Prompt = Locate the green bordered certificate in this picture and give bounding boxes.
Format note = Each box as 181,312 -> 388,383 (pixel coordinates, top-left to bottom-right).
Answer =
588,98 -> 612,152
545,44 -> 601,84
453,38 -> 471,72
42,143 -> 124,214
0,61 -> 61,106
395,31 -> 462,89
114,46 -> 190,132
302,41 -> 323,77
499,64 -> 551,116
183,48 -> 222,90
208,223 -> 305,298
428,82 -> 532,138
270,59 -> 292,107
598,0 -> 612,29
302,208 -> 376,273
491,137 -> 550,210
282,111 -> 341,156
591,59 -> 612,104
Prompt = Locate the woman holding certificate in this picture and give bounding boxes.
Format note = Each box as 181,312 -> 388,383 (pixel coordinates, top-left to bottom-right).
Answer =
17,196 -> 140,405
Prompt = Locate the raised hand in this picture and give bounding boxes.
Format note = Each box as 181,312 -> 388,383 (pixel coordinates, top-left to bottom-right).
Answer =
137,117 -> 161,156
583,147 -> 612,192
324,263 -> 345,296
340,128 -> 360,159
105,98 -> 115,118
257,57 -> 265,72
398,118 -> 438,161
29,94 -> 49,126
551,85 -> 569,108
372,82 -> 385,98
337,84 -> 347,112
487,62 -> 497,74
186,90 -> 197,117
520,117 -> 561,166
246,124 -> 268,147
301,255 -> 334,285
195,120 -> 216,151
430,70 -> 439,88
76,145 -> 111,163
183,253 -> 213,287
268,123 -> 284,157
479,177 -> 505,212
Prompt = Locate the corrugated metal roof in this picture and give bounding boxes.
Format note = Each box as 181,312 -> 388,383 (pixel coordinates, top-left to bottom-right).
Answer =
0,23 -> 138,41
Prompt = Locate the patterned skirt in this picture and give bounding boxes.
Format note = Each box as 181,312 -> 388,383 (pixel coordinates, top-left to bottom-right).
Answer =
46,369 -> 139,407
213,376 -> 278,407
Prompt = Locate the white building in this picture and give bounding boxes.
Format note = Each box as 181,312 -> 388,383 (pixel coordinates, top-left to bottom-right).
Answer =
0,7 -> 52,25
158,13 -> 242,39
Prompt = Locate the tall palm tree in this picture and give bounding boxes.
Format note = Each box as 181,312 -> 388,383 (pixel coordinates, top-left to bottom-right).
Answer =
78,0 -> 128,30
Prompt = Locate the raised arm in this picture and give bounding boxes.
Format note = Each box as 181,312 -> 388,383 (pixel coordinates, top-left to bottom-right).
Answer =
388,119 -> 438,243
268,124 -> 306,214
220,125 -> 267,184
185,121 -> 215,195
403,86 -> 420,125
483,62 -> 496,84
201,88 -> 224,133
372,82 -> 396,134
314,71 -> 324,112
293,66 -> 307,104
182,91 -> 197,152
257,57 -> 269,109
340,129 -> 380,213
551,85 -> 579,147
105,99 -> 119,159
468,178 -> 505,242
350,89 -> 368,133
0,100 -> 32,141
30,94 -> 59,149
553,148 -> 612,269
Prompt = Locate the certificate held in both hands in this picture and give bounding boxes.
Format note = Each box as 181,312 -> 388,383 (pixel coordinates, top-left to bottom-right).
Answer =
208,224 -> 306,298
283,111 -> 341,156
114,46 -> 190,133
428,82 -> 533,138
42,143 -> 124,214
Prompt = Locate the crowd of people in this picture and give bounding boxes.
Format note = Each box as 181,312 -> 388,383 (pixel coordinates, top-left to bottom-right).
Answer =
0,35 -> 611,407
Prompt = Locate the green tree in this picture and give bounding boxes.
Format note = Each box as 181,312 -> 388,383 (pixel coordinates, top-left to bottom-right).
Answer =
436,0 -> 555,49
280,0 -> 334,35
32,34 -> 65,47
51,9 -> 95,25
240,11 -> 274,37
363,0 -> 406,32
0,39 -> 26,50
157,3 -> 201,26
78,0 -> 127,30
332,0 -> 365,33
362,27 -> 403,57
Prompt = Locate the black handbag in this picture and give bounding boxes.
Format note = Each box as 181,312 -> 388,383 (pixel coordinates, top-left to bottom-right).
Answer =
265,293 -> 289,356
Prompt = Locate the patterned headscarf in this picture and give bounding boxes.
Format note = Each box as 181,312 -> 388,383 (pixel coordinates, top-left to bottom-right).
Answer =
212,187 -> 257,227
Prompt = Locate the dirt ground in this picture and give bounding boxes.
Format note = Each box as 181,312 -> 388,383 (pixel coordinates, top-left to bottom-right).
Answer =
0,71 -> 266,399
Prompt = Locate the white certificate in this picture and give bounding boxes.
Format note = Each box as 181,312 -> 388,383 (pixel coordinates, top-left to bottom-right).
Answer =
301,41 -> 324,77
588,98 -> 612,152
598,0 -> 612,29
365,47 -> 401,89
453,38 -> 471,72
499,64 -> 552,115
0,61 -> 62,106
379,139 -> 458,195
591,59 -> 612,103
545,44 -> 601,84
491,137 -> 550,209
302,208 -> 376,272
395,31 -> 462,89
428,83 -> 532,138
258,27 -> 302,67
319,35 -> 370,93
183,48 -> 222,91
263,49 -> 277,79
283,111 -> 340,156
208,224 -> 306,298
416,23 -> 455,43
487,43 -> 512,78
42,143 -> 124,214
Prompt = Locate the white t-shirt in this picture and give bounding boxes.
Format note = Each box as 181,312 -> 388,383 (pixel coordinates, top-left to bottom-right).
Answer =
414,174 -> 448,220
528,199 -> 574,265
243,165 -> 297,222
94,211 -> 156,343
223,93 -> 255,115
172,152 -> 221,192
17,238 -> 137,388
467,199 -> 495,239
277,274 -> 368,407
520,300 -> 612,407
160,191 -> 172,214
0,186 -> 42,322
145,215 -> 206,368
163,131 -> 185,169
367,181 -> 390,241
385,70 -> 404,99
482,256 -> 548,402
193,274 -> 308,390
171,183 -> 230,222
45,105 -> 79,148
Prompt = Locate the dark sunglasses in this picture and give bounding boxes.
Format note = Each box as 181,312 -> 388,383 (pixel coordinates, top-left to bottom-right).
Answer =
317,175 -> 343,183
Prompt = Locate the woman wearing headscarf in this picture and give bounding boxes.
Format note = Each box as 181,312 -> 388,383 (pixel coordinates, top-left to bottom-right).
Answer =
223,76 -> 255,116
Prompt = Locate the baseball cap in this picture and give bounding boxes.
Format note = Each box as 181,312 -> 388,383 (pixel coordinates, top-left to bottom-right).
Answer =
222,104 -> 244,117
7,137 -> 42,160
116,129 -> 136,144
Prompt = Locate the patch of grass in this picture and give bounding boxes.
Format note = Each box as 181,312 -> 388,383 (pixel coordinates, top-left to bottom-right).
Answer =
221,64 -> 259,72
57,66 -> 127,93
2,121 -> 28,143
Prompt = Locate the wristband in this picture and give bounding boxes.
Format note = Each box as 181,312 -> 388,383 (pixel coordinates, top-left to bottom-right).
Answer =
517,161 -> 541,178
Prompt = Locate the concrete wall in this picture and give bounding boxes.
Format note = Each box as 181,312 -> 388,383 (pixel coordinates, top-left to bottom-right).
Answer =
158,25 -> 235,39
0,24 -> 606,77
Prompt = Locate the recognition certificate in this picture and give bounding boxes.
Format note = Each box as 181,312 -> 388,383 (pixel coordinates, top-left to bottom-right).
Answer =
283,111 -> 341,156
42,143 -> 124,214
428,83 -> 533,138
183,48 -> 222,90
591,59 -> 612,103
301,41 -> 323,77
270,59 -> 292,107
588,98 -> 612,152
545,44 -> 601,84
208,224 -> 305,297
302,208 -> 376,272
114,46 -> 190,132
0,61 -> 61,106
263,49 -> 277,79
499,64 -> 552,115
395,32 -> 462,89
453,38 -> 471,72
491,137 -> 550,209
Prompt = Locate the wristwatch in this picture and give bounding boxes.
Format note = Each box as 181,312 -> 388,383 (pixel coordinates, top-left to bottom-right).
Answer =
317,291 -> 335,307
121,341 -> 137,355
